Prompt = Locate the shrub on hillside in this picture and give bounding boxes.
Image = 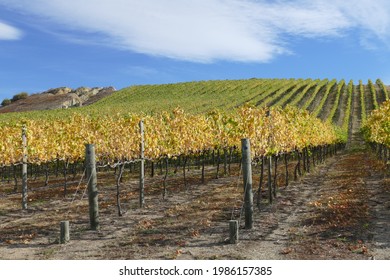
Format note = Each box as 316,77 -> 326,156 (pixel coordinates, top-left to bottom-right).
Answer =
1,98 -> 12,106
11,92 -> 29,102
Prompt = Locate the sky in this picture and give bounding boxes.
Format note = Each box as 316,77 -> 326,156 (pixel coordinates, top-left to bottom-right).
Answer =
1,0 -> 390,100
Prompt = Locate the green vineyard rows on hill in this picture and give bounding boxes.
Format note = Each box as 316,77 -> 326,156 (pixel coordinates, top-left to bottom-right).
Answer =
1,78 -> 389,165
1,78 -> 388,124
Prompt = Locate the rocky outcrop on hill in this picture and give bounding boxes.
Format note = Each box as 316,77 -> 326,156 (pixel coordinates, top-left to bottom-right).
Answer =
59,93 -> 83,109
43,87 -> 73,96
43,86 -> 116,108
0,86 -> 116,113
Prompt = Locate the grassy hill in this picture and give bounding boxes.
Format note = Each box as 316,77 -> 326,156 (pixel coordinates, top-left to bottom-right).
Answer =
1,78 -> 388,136
84,78 -> 389,140
93,78 -> 389,150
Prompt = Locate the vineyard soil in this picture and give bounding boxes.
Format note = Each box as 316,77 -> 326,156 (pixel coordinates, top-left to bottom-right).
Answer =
0,149 -> 389,260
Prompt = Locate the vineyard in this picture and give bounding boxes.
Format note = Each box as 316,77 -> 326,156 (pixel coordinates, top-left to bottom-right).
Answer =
0,78 -> 389,260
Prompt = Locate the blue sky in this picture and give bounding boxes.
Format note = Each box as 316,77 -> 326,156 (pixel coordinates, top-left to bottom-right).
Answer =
1,0 -> 390,101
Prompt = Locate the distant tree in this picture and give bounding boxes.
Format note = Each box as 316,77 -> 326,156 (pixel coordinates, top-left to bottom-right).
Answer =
1,98 -> 12,106
11,92 -> 29,102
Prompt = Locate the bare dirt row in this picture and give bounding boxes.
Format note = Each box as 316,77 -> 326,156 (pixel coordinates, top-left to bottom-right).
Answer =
0,146 -> 388,260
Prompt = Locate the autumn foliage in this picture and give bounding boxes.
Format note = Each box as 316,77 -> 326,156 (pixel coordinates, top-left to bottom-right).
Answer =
0,105 -> 343,166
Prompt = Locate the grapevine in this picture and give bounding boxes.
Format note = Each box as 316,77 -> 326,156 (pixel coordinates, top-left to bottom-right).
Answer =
362,100 -> 390,147
0,106 -> 343,167
327,79 -> 345,123
376,78 -> 389,101
368,79 -> 379,109
359,80 -> 367,122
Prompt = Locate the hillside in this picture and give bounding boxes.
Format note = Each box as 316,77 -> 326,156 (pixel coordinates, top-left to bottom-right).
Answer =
1,78 -> 388,120
1,78 -> 389,146
0,86 -> 116,114
85,78 -> 389,148
1,78 -> 389,260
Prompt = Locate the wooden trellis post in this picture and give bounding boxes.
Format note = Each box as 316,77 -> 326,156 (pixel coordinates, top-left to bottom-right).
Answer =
266,110 -> 273,204
60,221 -> 70,244
22,125 -> 28,210
241,138 -> 253,230
139,120 -> 145,208
85,144 -> 99,230
229,220 -> 239,244
268,156 -> 273,204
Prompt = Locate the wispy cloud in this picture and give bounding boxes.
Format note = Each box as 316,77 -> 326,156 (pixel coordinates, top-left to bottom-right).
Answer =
1,0 -> 390,62
0,21 -> 22,40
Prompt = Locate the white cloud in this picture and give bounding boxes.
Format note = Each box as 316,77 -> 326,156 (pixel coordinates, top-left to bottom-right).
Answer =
1,0 -> 390,62
334,0 -> 390,41
0,21 -> 22,40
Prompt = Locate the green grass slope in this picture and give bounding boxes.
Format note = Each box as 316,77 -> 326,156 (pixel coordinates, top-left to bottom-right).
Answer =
1,78 -> 388,136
